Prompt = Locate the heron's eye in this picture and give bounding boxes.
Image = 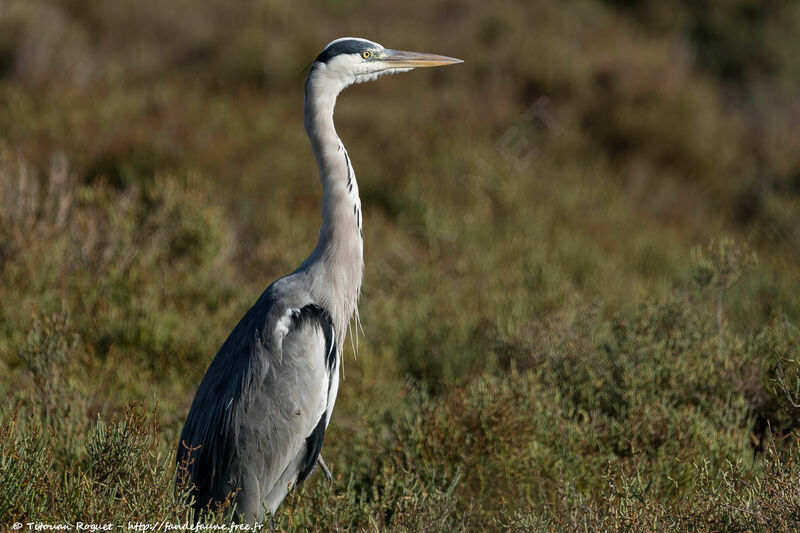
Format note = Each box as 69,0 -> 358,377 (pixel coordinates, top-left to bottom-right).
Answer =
362,51 -> 372,59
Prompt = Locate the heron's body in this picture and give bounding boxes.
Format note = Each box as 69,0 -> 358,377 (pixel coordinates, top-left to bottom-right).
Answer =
177,37 -> 461,524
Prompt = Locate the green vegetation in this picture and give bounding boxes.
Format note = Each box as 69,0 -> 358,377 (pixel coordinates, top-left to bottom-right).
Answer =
1,0 -> 799,530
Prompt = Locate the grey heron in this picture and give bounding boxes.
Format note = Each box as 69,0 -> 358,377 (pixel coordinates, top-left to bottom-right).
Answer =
176,37 -> 462,523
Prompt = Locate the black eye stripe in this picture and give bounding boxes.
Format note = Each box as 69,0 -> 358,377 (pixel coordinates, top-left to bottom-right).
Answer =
315,39 -> 374,64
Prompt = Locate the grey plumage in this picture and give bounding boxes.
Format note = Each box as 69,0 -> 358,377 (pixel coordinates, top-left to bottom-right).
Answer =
178,279 -> 336,518
176,37 -> 462,524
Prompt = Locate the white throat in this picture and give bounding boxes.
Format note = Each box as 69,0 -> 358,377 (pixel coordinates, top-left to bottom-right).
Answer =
297,70 -> 364,348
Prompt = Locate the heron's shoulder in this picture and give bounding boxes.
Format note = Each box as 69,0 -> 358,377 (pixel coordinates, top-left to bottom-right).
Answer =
262,273 -> 314,309
257,274 -> 332,351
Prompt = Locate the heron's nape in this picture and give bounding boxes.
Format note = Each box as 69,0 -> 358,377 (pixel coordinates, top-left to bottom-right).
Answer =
176,37 -> 461,525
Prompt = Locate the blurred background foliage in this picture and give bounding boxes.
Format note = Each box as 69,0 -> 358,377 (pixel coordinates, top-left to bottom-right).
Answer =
0,0 -> 799,530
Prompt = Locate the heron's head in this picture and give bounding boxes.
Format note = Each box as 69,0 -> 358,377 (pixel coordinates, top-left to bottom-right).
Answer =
307,37 -> 462,94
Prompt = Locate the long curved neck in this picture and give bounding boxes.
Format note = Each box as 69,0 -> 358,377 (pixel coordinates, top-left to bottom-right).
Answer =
298,72 -> 364,343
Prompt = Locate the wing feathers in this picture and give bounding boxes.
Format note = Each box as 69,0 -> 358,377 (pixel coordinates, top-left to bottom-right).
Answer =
177,284 -> 338,521
295,413 -> 327,486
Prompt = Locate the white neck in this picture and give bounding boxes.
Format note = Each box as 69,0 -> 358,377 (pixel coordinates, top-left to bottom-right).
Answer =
297,70 -> 364,345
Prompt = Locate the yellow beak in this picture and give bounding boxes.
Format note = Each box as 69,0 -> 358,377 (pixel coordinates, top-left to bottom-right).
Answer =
382,49 -> 463,68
